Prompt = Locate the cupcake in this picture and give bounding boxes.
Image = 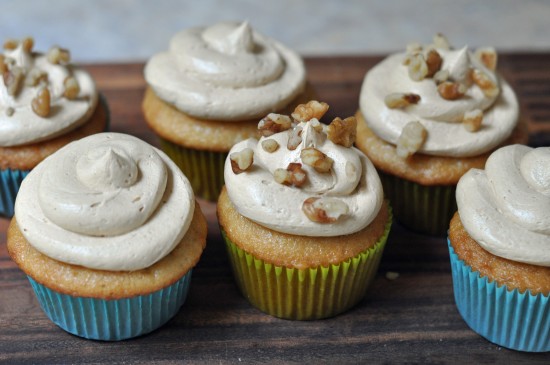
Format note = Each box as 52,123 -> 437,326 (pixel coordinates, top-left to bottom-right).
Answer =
449,144 -> 549,352
143,21 -> 309,201
7,132 -> 207,341
217,101 -> 392,320
355,34 -> 527,235
0,37 -> 109,217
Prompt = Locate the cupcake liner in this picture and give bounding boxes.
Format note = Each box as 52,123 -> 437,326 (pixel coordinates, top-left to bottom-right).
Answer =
379,170 -> 456,235
0,168 -> 30,217
27,271 -> 193,341
221,217 -> 392,320
159,138 -> 226,201
448,240 -> 550,352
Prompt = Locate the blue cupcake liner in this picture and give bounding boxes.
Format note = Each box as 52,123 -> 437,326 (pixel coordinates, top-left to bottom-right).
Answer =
28,270 -> 192,341
0,168 -> 30,217
448,240 -> 550,352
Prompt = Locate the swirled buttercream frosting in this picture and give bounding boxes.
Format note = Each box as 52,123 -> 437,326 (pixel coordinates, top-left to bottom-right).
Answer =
14,133 -> 195,271
144,21 -> 306,120
0,37 -> 98,147
359,35 -> 518,157
456,145 -> 550,266
224,103 -> 384,237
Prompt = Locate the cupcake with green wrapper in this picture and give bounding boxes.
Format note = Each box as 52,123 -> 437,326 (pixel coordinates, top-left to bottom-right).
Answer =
142,21 -> 312,201
218,101 -> 392,320
449,144 -> 550,352
0,36 -> 109,217
355,34 -> 527,235
7,132 -> 207,341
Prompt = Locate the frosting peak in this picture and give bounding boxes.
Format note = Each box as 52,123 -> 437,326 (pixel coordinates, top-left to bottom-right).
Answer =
457,145 -> 550,266
144,21 -> 306,120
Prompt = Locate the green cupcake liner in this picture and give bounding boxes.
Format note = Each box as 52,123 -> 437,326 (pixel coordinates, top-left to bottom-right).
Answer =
159,138 -> 226,201
378,170 -> 456,236
221,214 -> 392,320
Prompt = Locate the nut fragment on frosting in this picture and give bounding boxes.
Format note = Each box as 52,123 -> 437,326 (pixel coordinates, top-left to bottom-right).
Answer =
456,145 -> 550,266
14,133 -> 195,271
144,21 -> 306,121
0,37 -> 98,147
359,34 -> 519,157
224,101 -> 384,237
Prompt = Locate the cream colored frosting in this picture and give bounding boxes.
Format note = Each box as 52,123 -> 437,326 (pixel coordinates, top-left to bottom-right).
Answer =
0,42 -> 98,147
14,133 -> 195,271
224,121 -> 384,237
144,21 -> 306,121
456,145 -> 550,266
359,47 -> 518,157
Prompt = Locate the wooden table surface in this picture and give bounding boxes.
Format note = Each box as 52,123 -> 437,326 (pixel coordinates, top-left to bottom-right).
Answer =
1,55 -> 549,364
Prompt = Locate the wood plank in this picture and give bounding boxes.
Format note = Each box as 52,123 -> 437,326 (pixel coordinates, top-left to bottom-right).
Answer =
0,55 -> 549,364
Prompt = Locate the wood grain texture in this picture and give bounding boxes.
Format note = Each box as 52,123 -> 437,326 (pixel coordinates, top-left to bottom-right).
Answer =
1,55 -> 549,364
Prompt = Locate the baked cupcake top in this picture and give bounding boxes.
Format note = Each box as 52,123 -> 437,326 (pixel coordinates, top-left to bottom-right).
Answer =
224,101 -> 384,237
0,37 -> 98,147
14,132 -> 195,271
359,34 -> 518,158
456,144 -> 550,266
144,21 -> 306,121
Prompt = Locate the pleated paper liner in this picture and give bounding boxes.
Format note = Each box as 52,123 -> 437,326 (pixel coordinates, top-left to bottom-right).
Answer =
379,170 -> 456,236
448,240 -> 550,352
159,139 -> 226,201
0,168 -> 29,217
222,218 -> 392,320
27,271 -> 192,341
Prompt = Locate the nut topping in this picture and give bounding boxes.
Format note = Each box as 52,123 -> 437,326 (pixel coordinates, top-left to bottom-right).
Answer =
291,100 -> 329,122
437,81 -> 467,100
433,33 -> 451,50
408,54 -> 428,81
274,163 -> 307,187
258,113 -> 292,137
474,47 -> 498,71
327,116 -> 357,147
22,37 -> 34,53
63,76 -> 80,100
261,138 -> 279,153
425,49 -> 443,77
309,118 -> 324,133
396,121 -> 427,158
3,66 -> 24,96
0,55 -> 7,75
287,126 -> 303,150
230,148 -> 254,174
471,68 -> 499,98
301,147 -> 333,173
302,197 -> 349,223
47,46 -> 70,65
463,109 -> 483,132
31,86 -> 51,118
3,39 -> 18,50
384,93 -> 421,109
433,69 -> 450,84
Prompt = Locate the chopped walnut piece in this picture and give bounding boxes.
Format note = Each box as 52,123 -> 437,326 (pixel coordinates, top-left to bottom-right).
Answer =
302,197 -> 349,223
287,126 -> 303,150
327,117 -> 357,148
463,109 -> 483,132
22,37 -> 34,53
230,148 -> 254,174
261,139 -> 279,153
471,68 -> 499,98
258,113 -> 292,137
384,93 -> 421,109
47,46 -> 70,65
309,118 -> 324,133
291,100 -> 329,122
3,39 -> 18,50
433,33 -> 451,50
25,68 -> 48,87
63,76 -> 80,99
0,55 -> 7,74
474,47 -> 498,71
408,54 -> 428,81
3,66 -> 24,96
396,121 -> 427,158
301,147 -> 333,173
437,81 -> 467,100
274,163 -> 307,187
425,49 -> 443,77
433,69 -> 450,84
31,86 -> 51,118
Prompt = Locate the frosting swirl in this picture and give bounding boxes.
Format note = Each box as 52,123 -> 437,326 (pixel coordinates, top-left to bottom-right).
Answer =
224,119 -> 383,237
359,42 -> 518,157
0,40 -> 98,147
144,22 -> 306,120
14,133 -> 195,271
456,145 -> 550,266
